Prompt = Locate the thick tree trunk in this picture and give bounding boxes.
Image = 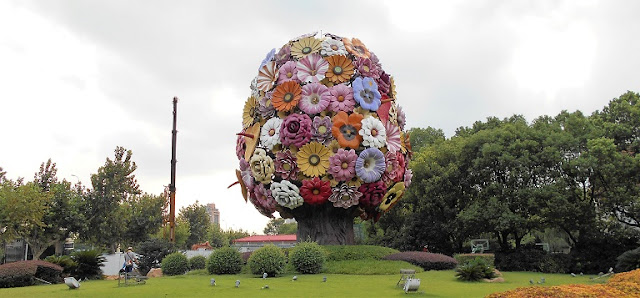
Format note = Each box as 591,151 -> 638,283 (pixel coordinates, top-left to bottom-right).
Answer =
293,204 -> 356,245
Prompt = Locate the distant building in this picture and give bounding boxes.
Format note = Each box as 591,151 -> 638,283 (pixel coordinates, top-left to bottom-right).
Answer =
232,235 -> 297,252
205,203 -> 220,226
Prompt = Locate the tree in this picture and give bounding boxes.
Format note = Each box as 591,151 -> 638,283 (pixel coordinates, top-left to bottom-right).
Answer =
34,159 -> 58,192
0,181 -> 50,245
121,193 -> 165,245
408,127 -> 446,153
207,224 -> 229,247
263,218 -> 297,235
224,228 -> 250,243
178,202 -> 210,248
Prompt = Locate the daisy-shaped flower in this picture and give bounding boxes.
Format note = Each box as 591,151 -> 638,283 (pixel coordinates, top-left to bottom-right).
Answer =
258,94 -> 276,119
257,61 -> 278,93
291,37 -> 322,59
296,53 -> 328,84
275,150 -> 299,180
297,141 -> 331,177
280,113 -> 312,148
378,182 -> 405,212
242,96 -> 258,128
404,168 -> 413,188
259,48 -> 276,70
327,139 -> 341,155
331,111 -> 364,149
270,180 -> 304,209
360,116 -> 387,148
250,148 -> 275,184
272,81 -> 302,112
382,151 -> 400,186
355,148 -> 386,183
328,84 -> 355,113
347,175 -> 362,188
384,121 -> 402,153
260,117 -> 283,150
299,83 -> 330,115
343,37 -> 371,59
277,61 -> 299,84
377,71 -> 391,96
249,183 -> 277,218
325,55 -> 354,84
328,148 -> 358,182
354,57 -> 380,79
320,38 -> 347,56
312,116 -> 333,145
300,177 -> 332,205
328,184 -> 362,209
275,45 -> 291,66
352,77 -> 382,111
358,181 -> 386,210
397,105 -> 406,131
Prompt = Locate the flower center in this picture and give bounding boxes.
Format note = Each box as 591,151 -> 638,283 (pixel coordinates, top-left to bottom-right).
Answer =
341,162 -> 349,169
318,125 -> 327,134
283,163 -> 291,171
331,44 -> 339,51
302,47 -> 312,54
340,125 -> 357,141
355,46 -> 365,55
311,69 -> 317,76
310,95 -> 319,104
341,195 -> 350,201
363,65 -> 370,72
337,95 -> 345,102
360,90 -> 374,104
284,92 -> 293,103
287,72 -> 293,78
371,128 -> 378,137
269,129 -> 276,136
333,66 -> 343,75
313,189 -> 320,195
309,154 -> 320,166
287,121 -> 300,133
385,193 -> 397,205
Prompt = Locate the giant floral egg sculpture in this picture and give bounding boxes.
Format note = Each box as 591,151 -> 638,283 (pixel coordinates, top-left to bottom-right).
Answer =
234,32 -> 412,244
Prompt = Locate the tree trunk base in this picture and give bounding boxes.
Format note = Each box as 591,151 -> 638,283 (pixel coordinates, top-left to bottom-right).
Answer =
294,204 -> 356,245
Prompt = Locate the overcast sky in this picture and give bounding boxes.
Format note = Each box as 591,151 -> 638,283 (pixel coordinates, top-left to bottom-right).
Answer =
1,0 -> 639,234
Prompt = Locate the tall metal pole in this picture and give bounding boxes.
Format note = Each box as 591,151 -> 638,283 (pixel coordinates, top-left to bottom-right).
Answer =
169,97 -> 178,243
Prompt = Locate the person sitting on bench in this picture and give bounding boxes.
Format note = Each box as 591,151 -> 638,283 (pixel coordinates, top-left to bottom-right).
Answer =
124,247 -> 139,273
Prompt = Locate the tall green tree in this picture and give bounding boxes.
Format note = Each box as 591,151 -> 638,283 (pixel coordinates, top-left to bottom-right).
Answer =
263,218 -> 297,235
121,193 -> 165,244
178,202 -> 210,248
0,181 -> 50,245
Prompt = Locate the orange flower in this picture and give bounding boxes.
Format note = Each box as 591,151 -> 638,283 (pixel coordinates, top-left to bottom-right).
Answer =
272,81 -> 302,112
343,37 -> 370,59
325,55 -> 355,84
331,111 -> 363,149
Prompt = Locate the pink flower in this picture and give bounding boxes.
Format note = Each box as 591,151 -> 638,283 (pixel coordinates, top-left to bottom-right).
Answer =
358,181 -> 386,210
280,113 -> 312,148
395,151 -> 406,182
382,151 -> 400,186
278,61 -> 299,84
275,150 -> 299,180
275,45 -> 291,66
296,53 -> 328,83
312,116 -> 333,145
376,71 -> 391,96
328,148 -> 358,181
236,133 -> 246,160
385,121 -> 402,153
249,183 -> 277,218
327,84 -> 355,113
299,83 -> 330,115
328,184 -> 362,209
354,57 -> 380,79
397,105 -> 406,130
404,168 -> 413,188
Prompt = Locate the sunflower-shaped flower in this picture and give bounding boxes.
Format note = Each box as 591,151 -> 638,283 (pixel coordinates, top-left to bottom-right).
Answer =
291,37 -> 322,59
250,148 -> 275,184
352,77 -> 382,111
384,121 -> 402,153
278,61 -> 299,84
328,84 -> 355,113
297,141 -> 331,177
328,183 -> 362,209
343,37 -> 371,59
328,148 -> 357,182
260,117 -> 283,150
378,182 -> 405,212
296,53 -> 328,84
299,83 -> 330,115
354,57 -> 380,79
272,81 -> 302,112
360,116 -> 387,149
249,183 -> 277,218
355,148 -> 386,183
300,177 -> 332,205
331,111 -> 364,149
358,180 -> 386,210
320,38 -> 348,56
280,113 -> 312,148
242,96 -> 258,128
311,116 -> 333,145
270,180 -> 304,209
275,150 -> 299,180
257,61 -> 278,93
327,139 -> 341,155
325,55 -> 354,84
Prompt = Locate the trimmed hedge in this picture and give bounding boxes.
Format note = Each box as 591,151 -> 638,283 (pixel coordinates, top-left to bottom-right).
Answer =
0,260 -> 63,288
207,247 -> 243,274
454,253 -> 495,267
248,244 -> 286,276
161,252 -> 189,276
289,241 -> 326,274
323,245 -> 398,261
188,255 -> 206,270
383,251 -> 457,270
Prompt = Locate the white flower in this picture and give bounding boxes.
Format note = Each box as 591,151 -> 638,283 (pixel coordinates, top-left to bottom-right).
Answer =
260,118 -> 283,150
250,148 -> 275,184
320,39 -> 347,56
359,116 -> 387,148
270,180 -> 304,209
250,76 -> 260,99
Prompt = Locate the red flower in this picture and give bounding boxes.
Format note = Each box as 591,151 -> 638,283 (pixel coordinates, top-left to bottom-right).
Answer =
358,181 -> 386,210
300,177 -> 331,205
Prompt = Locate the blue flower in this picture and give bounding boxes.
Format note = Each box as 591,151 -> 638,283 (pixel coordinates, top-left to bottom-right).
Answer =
352,77 -> 381,111
259,48 -> 276,70
355,148 -> 385,183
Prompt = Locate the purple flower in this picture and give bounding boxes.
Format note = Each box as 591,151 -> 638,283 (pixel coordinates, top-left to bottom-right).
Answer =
311,116 -> 333,145
275,150 -> 299,180
376,71 -> 391,96
355,148 -> 386,183
352,77 -> 381,111
328,184 -> 362,209
328,84 -> 355,113
397,104 -> 406,131
404,168 -> 413,188
275,46 -> 291,66
382,151 -> 400,186
260,48 -> 276,70
239,159 -> 255,189
299,83 -> 330,115
328,148 -> 357,182
354,57 -> 380,79
258,93 -> 276,119
278,61 -> 299,84
280,113 -> 312,148
236,134 -> 246,160
249,183 -> 277,218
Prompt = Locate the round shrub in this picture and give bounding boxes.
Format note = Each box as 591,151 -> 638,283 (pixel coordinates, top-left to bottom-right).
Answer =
248,244 -> 286,276
290,241 -> 326,274
207,247 -> 243,274
617,247 -> 640,273
455,257 -> 496,281
188,255 -> 207,270
161,252 -> 188,276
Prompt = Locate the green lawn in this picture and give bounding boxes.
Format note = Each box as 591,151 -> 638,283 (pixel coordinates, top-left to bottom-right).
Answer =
0,271 -> 603,297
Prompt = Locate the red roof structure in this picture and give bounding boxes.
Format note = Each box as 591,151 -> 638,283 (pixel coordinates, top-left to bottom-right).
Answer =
233,234 -> 297,243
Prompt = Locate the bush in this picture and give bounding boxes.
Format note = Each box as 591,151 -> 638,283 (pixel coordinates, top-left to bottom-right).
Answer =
290,241 -> 326,274
0,260 -> 63,288
616,247 -> 640,273
71,250 -> 105,280
188,255 -> 207,270
247,244 -> 286,276
207,247 -> 243,274
161,252 -> 189,276
384,251 -> 457,270
44,255 -> 77,275
323,245 -> 398,261
495,249 -> 569,273
455,257 -> 496,281
454,254 -> 495,267
137,238 -> 175,276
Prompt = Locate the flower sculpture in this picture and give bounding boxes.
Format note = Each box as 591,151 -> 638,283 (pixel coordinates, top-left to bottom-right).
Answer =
233,32 -> 412,245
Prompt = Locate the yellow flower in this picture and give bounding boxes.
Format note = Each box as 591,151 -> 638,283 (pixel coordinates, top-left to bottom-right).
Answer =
291,37 -> 322,59
327,140 -> 341,155
389,76 -> 397,98
297,141 -> 331,177
242,96 -> 258,128
378,182 -> 405,212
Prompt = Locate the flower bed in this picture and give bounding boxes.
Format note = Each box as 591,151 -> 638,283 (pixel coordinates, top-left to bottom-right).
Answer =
0,260 -> 62,288
383,251 -> 457,270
